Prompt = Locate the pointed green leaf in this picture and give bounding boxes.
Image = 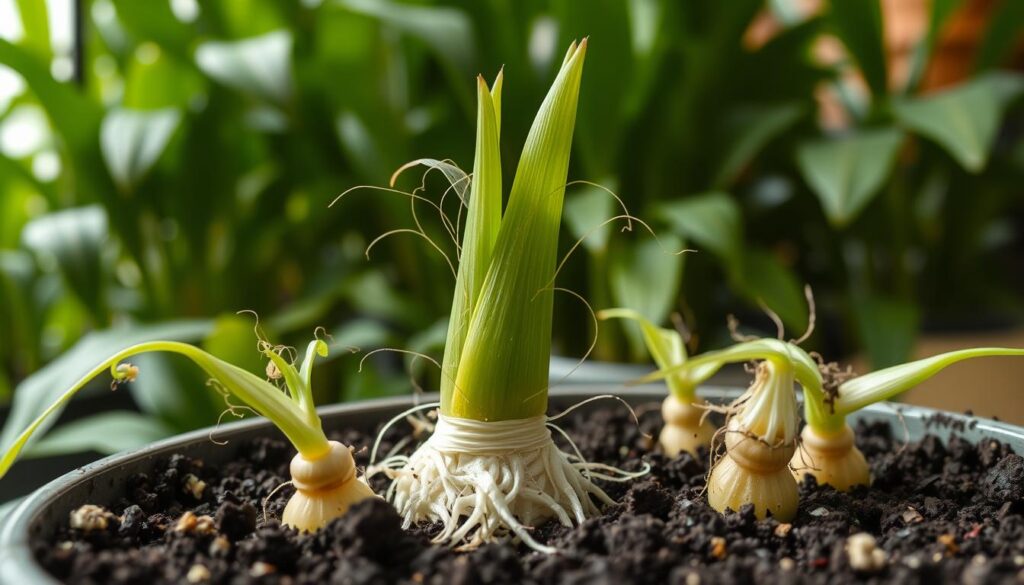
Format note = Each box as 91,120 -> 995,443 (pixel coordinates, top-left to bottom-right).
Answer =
713,102 -> 805,188
796,128 -> 903,226
659,192 -> 742,269
893,73 -> 1024,172
451,41 -> 587,421
597,308 -> 693,399
836,347 -> 1024,415
0,321 -> 211,457
195,30 -> 293,103
441,74 -> 503,404
828,0 -> 888,97
101,107 -> 182,192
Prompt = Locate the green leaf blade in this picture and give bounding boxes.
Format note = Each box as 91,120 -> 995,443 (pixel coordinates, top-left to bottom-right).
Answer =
451,41 -> 587,421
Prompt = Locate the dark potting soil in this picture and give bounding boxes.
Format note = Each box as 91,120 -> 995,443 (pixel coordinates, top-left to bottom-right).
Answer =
34,404 -> 1024,584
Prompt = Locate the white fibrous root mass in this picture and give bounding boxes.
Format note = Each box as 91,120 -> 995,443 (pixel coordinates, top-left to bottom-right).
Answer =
371,412 -> 637,553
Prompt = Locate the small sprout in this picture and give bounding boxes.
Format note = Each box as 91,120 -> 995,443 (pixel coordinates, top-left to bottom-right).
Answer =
647,338 -> 821,521
598,308 -> 716,457
69,504 -> 114,532
847,533 -> 887,572
796,347 -> 1024,491
0,331 -> 377,533
113,362 -> 139,387
183,474 -> 207,499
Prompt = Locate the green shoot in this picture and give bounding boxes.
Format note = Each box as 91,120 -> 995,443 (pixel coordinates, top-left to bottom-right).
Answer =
0,338 -> 332,479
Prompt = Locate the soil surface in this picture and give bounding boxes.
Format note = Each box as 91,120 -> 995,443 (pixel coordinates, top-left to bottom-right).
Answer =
34,404 -> 1024,584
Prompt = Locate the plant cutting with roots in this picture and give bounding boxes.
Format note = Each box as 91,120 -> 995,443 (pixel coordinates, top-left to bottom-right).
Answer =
793,347 -> 1024,492
0,331 -> 377,533
644,331 -> 1024,520
597,308 -> 716,457
365,40 -> 642,553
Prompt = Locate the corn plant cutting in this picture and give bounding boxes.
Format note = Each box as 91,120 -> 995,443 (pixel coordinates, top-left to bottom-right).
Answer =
0,334 -> 376,532
366,40 -> 641,553
793,347 -> 1024,492
597,308 -> 716,457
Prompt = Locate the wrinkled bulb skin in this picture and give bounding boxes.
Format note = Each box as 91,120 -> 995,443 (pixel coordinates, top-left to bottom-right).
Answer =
659,395 -> 716,457
282,441 -> 377,532
708,419 -> 799,521
792,424 -> 870,491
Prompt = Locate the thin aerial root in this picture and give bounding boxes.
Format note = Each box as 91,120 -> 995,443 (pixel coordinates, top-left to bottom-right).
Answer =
791,285 -> 817,345
262,480 -> 294,523
529,287 -> 601,395
757,300 -> 786,341
727,314 -> 759,343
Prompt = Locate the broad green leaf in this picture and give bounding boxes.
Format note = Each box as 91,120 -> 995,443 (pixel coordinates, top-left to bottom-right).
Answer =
0,320 -> 211,456
713,102 -> 805,188
563,181 -> 616,253
609,235 -> 683,361
21,206 -> 109,321
659,192 -> 742,268
338,0 -> 475,76
836,347 -> 1024,416
892,73 -> 1024,172
441,74 -> 502,403
852,294 -> 919,369
101,107 -> 182,192
329,318 -> 393,350
452,42 -> 586,421
796,128 -> 903,226
23,412 -> 175,458
827,0 -> 888,97
735,248 -> 808,333
195,30 -> 293,103
14,0 -> 50,58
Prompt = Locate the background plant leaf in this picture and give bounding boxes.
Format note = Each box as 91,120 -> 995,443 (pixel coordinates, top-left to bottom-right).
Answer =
101,107 -> 183,192
796,128 -> 903,226
892,73 -> 1024,172
22,411 -> 175,458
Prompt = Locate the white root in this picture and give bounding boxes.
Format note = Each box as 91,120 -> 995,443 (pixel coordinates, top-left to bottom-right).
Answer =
369,413 -> 643,553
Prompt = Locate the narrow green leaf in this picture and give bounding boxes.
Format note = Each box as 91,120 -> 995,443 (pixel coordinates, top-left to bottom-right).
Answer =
101,107 -> 182,192
892,73 -> 1024,172
904,0 -> 961,91
659,192 -> 742,269
796,128 -> 903,226
608,235 -> 683,361
975,0 -> 1024,71
441,73 -> 503,405
713,102 -> 805,188
597,308 -> 693,400
14,0 -> 50,58
451,41 -> 587,421
195,30 -> 293,103
339,0 -> 476,76
23,412 -> 175,458
828,0 -> 888,97
836,348 -> 1024,415
0,321 -> 211,456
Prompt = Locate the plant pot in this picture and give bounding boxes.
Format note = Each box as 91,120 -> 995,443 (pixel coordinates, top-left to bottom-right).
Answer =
3,386 -> 1023,584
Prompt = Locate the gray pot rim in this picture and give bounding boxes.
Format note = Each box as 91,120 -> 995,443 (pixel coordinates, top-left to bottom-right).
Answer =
2,384 -> 1022,585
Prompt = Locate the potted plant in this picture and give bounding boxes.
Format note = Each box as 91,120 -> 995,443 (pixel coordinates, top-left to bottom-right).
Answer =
3,39 -> 1024,585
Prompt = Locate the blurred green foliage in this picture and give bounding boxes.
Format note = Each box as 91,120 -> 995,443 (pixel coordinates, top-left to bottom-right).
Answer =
0,0 -> 1022,458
